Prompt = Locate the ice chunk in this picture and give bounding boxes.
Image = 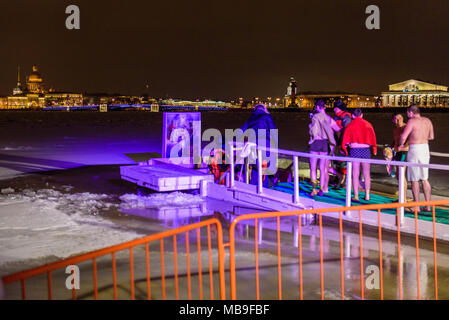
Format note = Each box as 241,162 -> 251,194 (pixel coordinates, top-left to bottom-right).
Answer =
1,188 -> 14,194
120,192 -> 205,209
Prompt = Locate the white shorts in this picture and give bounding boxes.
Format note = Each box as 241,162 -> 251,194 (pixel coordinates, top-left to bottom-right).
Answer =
407,144 -> 430,182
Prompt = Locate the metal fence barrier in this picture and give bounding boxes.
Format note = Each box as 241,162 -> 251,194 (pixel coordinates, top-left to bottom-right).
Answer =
228,200 -> 449,300
2,219 -> 226,300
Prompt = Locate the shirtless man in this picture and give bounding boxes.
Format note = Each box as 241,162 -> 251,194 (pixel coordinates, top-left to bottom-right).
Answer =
398,105 -> 434,212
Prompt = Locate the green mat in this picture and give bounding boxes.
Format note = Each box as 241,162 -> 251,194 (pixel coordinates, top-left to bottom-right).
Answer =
272,182 -> 449,225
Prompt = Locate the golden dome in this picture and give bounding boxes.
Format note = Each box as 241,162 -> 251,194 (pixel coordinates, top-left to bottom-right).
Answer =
28,65 -> 43,83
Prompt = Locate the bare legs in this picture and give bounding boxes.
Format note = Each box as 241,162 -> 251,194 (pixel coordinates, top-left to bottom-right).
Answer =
310,156 -> 318,195
352,161 -> 371,201
309,152 -> 329,196
411,180 -> 432,211
362,162 -> 371,200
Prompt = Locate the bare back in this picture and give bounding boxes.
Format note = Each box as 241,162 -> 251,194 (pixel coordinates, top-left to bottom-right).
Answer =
401,116 -> 434,145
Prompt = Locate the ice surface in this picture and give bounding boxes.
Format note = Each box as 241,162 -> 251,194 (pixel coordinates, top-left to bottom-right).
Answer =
0,189 -> 207,269
119,192 -> 205,209
0,189 -> 140,268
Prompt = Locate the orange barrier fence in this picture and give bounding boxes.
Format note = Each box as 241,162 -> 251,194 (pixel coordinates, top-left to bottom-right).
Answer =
2,218 -> 226,300
3,200 -> 449,300
228,200 -> 449,300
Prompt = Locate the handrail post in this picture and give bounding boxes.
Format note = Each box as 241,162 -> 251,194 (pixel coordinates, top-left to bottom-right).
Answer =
257,149 -> 263,194
398,166 -> 405,226
229,142 -> 235,189
293,156 -> 299,204
345,161 -> 352,216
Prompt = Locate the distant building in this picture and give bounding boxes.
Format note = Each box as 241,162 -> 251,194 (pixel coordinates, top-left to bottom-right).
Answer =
284,77 -> 298,108
45,92 -> 83,107
381,79 -> 449,107
26,65 -> 46,94
3,65 -> 84,109
282,77 -> 376,109
0,97 -> 8,109
161,99 -> 231,108
296,92 -> 377,109
282,91 -> 376,109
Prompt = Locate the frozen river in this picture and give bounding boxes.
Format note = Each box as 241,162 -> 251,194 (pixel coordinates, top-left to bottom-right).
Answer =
1,110 -> 449,299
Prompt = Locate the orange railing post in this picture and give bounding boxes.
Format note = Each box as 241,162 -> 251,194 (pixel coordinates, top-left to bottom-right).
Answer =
377,209 -> 384,300
414,207 -> 421,300
397,208 -> 402,300
173,235 -> 178,300
277,216 -> 282,300
206,225 -> 214,300
339,211 -> 344,300
359,210 -> 364,300
432,205 -> 439,300
145,242 -> 151,300
298,216 -> 303,300
255,218 -> 260,300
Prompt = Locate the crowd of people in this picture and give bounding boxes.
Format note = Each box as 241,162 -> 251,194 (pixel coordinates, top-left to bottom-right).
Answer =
221,101 -> 435,210
308,99 -> 377,200
307,100 -> 434,209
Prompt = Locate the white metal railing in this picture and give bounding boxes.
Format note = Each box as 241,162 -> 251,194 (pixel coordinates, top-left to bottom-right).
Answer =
227,141 -> 449,225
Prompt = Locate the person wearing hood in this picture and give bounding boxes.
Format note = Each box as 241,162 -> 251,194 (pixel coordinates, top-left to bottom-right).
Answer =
240,103 -> 276,142
240,104 -> 277,187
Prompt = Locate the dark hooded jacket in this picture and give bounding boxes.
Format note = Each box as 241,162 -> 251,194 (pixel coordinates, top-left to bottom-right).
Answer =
240,109 -> 277,149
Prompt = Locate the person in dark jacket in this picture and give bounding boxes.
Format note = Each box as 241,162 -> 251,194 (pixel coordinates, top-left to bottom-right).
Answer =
240,104 -> 277,146
333,100 -> 352,132
332,100 -> 352,187
240,104 -> 277,187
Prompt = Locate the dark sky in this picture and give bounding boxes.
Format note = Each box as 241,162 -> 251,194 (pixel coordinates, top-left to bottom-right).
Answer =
0,0 -> 448,99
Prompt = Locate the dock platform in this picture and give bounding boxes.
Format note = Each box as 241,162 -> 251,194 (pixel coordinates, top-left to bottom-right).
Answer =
120,159 -> 214,192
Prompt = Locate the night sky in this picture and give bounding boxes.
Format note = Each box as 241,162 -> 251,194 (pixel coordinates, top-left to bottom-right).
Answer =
0,0 -> 448,99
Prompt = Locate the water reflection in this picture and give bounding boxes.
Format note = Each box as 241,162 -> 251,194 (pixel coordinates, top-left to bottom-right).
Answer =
118,197 -> 449,300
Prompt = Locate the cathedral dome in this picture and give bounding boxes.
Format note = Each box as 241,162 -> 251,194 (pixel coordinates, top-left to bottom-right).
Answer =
28,65 -> 43,83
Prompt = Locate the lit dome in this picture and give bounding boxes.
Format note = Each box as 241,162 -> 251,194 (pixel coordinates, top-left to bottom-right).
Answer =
28,65 -> 43,83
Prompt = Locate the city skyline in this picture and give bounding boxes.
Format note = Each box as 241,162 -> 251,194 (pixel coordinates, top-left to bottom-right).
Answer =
0,1 -> 448,99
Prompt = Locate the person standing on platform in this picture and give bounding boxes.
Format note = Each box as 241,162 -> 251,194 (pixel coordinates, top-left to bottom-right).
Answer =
398,105 -> 434,212
392,113 -> 409,198
341,108 -> 377,201
240,103 -> 277,187
308,99 -> 339,196
332,100 -> 352,187
333,100 -> 352,135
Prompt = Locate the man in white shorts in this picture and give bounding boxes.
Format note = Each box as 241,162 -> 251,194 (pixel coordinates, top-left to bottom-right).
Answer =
398,105 -> 434,212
